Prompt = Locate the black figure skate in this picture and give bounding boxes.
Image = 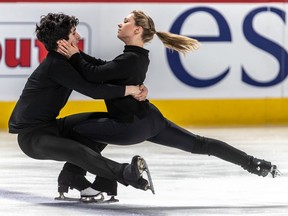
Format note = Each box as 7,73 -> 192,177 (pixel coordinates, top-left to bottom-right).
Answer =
123,155 -> 155,194
243,157 -> 281,178
54,170 -> 105,203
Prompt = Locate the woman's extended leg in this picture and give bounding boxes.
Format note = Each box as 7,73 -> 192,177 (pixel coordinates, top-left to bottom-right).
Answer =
148,119 -> 279,177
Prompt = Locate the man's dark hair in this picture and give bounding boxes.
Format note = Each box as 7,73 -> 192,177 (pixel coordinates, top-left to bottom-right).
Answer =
35,13 -> 79,51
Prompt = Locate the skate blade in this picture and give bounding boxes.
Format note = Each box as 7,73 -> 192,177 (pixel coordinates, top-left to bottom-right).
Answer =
80,193 -> 104,203
55,193 -> 105,203
271,165 -> 281,178
55,194 -> 81,202
138,157 -> 155,195
102,196 -> 119,204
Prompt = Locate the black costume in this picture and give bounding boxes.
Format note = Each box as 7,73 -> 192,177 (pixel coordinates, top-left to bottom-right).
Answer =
8,51 -> 134,193
68,45 -> 254,173
9,45 -> 276,198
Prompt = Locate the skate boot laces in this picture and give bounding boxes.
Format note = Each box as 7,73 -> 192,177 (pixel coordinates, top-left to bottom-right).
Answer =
137,157 -> 146,174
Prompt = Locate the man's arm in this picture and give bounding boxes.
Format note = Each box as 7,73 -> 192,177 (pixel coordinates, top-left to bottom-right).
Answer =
51,60 -> 140,100
68,53 -> 148,100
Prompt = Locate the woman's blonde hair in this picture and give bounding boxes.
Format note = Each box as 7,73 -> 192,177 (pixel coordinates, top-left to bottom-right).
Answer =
131,10 -> 200,55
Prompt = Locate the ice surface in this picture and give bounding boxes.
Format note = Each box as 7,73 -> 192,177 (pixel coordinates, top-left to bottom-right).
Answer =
0,126 -> 287,215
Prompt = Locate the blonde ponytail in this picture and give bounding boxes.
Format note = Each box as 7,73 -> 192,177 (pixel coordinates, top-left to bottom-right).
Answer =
132,10 -> 201,55
156,31 -> 200,55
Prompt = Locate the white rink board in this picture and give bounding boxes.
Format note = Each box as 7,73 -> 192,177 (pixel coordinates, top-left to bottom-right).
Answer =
0,3 -> 288,100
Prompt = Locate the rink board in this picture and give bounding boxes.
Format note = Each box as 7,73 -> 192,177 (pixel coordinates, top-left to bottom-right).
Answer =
1,0 -> 288,129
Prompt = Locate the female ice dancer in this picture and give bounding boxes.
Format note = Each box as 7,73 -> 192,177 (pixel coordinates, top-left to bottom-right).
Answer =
58,10 -> 280,192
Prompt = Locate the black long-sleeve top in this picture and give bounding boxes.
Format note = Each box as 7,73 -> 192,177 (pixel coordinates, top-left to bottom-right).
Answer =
69,45 -> 150,122
9,51 -> 125,133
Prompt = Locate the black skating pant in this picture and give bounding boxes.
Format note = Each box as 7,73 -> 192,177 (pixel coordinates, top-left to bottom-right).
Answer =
17,112 -> 127,191
74,103 -> 250,167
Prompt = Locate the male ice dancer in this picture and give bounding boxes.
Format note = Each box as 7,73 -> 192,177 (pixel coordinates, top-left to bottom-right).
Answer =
9,13 -> 153,202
